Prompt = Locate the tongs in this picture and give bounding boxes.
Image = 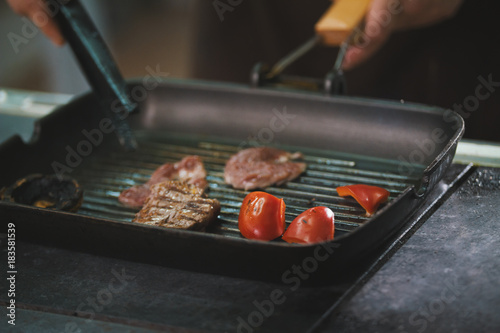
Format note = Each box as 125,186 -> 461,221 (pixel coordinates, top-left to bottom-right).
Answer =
54,0 -> 137,151
252,0 -> 371,95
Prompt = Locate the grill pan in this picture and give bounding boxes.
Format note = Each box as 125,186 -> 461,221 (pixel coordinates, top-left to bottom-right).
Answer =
0,79 -> 463,284
0,0 -> 464,285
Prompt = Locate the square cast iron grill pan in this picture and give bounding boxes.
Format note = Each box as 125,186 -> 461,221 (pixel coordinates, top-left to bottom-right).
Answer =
0,79 -> 464,284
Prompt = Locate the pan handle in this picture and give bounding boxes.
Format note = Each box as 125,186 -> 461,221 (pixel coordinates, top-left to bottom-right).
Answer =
54,0 -> 137,151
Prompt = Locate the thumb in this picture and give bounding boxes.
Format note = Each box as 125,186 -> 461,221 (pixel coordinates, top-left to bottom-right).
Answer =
7,0 -> 65,46
27,12 -> 65,46
341,31 -> 389,70
342,0 -> 393,70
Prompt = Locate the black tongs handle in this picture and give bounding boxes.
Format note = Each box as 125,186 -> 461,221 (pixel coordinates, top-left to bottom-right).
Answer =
54,0 -> 137,151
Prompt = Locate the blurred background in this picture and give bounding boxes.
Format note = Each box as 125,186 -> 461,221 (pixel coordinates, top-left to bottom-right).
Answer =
1,0 -> 499,141
0,0 -> 197,93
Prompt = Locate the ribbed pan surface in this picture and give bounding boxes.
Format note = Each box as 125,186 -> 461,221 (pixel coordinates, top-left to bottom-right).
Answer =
72,131 -> 421,240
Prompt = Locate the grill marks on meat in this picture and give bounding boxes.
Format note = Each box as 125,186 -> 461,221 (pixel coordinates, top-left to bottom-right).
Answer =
133,181 -> 220,231
119,156 -> 207,208
124,156 -> 220,230
224,147 -> 306,190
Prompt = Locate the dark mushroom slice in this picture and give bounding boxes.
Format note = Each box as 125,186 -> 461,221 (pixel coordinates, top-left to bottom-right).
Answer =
2,174 -> 83,212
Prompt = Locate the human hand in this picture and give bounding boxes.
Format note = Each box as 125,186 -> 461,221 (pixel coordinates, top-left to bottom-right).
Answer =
7,0 -> 65,45
342,0 -> 464,70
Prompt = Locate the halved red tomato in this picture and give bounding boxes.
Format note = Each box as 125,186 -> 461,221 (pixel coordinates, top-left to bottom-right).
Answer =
238,191 -> 286,241
282,206 -> 335,244
336,184 -> 390,216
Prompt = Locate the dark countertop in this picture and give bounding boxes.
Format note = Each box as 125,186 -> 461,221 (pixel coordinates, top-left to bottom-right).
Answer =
1,164 -> 499,332
312,167 -> 500,333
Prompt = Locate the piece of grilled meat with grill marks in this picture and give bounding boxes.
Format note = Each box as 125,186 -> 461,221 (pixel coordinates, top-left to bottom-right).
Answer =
119,155 -> 208,208
224,147 -> 306,190
133,180 -> 220,231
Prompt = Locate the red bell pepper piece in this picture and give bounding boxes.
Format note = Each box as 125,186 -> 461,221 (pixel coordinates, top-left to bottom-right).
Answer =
336,185 -> 390,216
238,191 -> 286,241
282,206 -> 335,244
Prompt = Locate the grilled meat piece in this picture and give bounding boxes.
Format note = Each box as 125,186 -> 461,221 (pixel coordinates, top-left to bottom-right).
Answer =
119,155 -> 208,208
133,181 -> 220,231
119,184 -> 150,208
224,147 -> 306,190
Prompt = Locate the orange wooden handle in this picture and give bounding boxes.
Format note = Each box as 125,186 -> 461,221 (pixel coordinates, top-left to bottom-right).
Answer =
315,0 -> 371,46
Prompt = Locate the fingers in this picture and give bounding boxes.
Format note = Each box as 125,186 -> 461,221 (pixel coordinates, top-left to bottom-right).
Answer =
393,0 -> 464,31
6,0 -> 65,46
36,17 -> 65,46
342,37 -> 386,71
342,0 -> 464,70
342,0 -> 394,70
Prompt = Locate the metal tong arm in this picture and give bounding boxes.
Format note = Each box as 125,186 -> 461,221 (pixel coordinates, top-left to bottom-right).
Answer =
54,0 -> 137,150
253,0 -> 370,95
